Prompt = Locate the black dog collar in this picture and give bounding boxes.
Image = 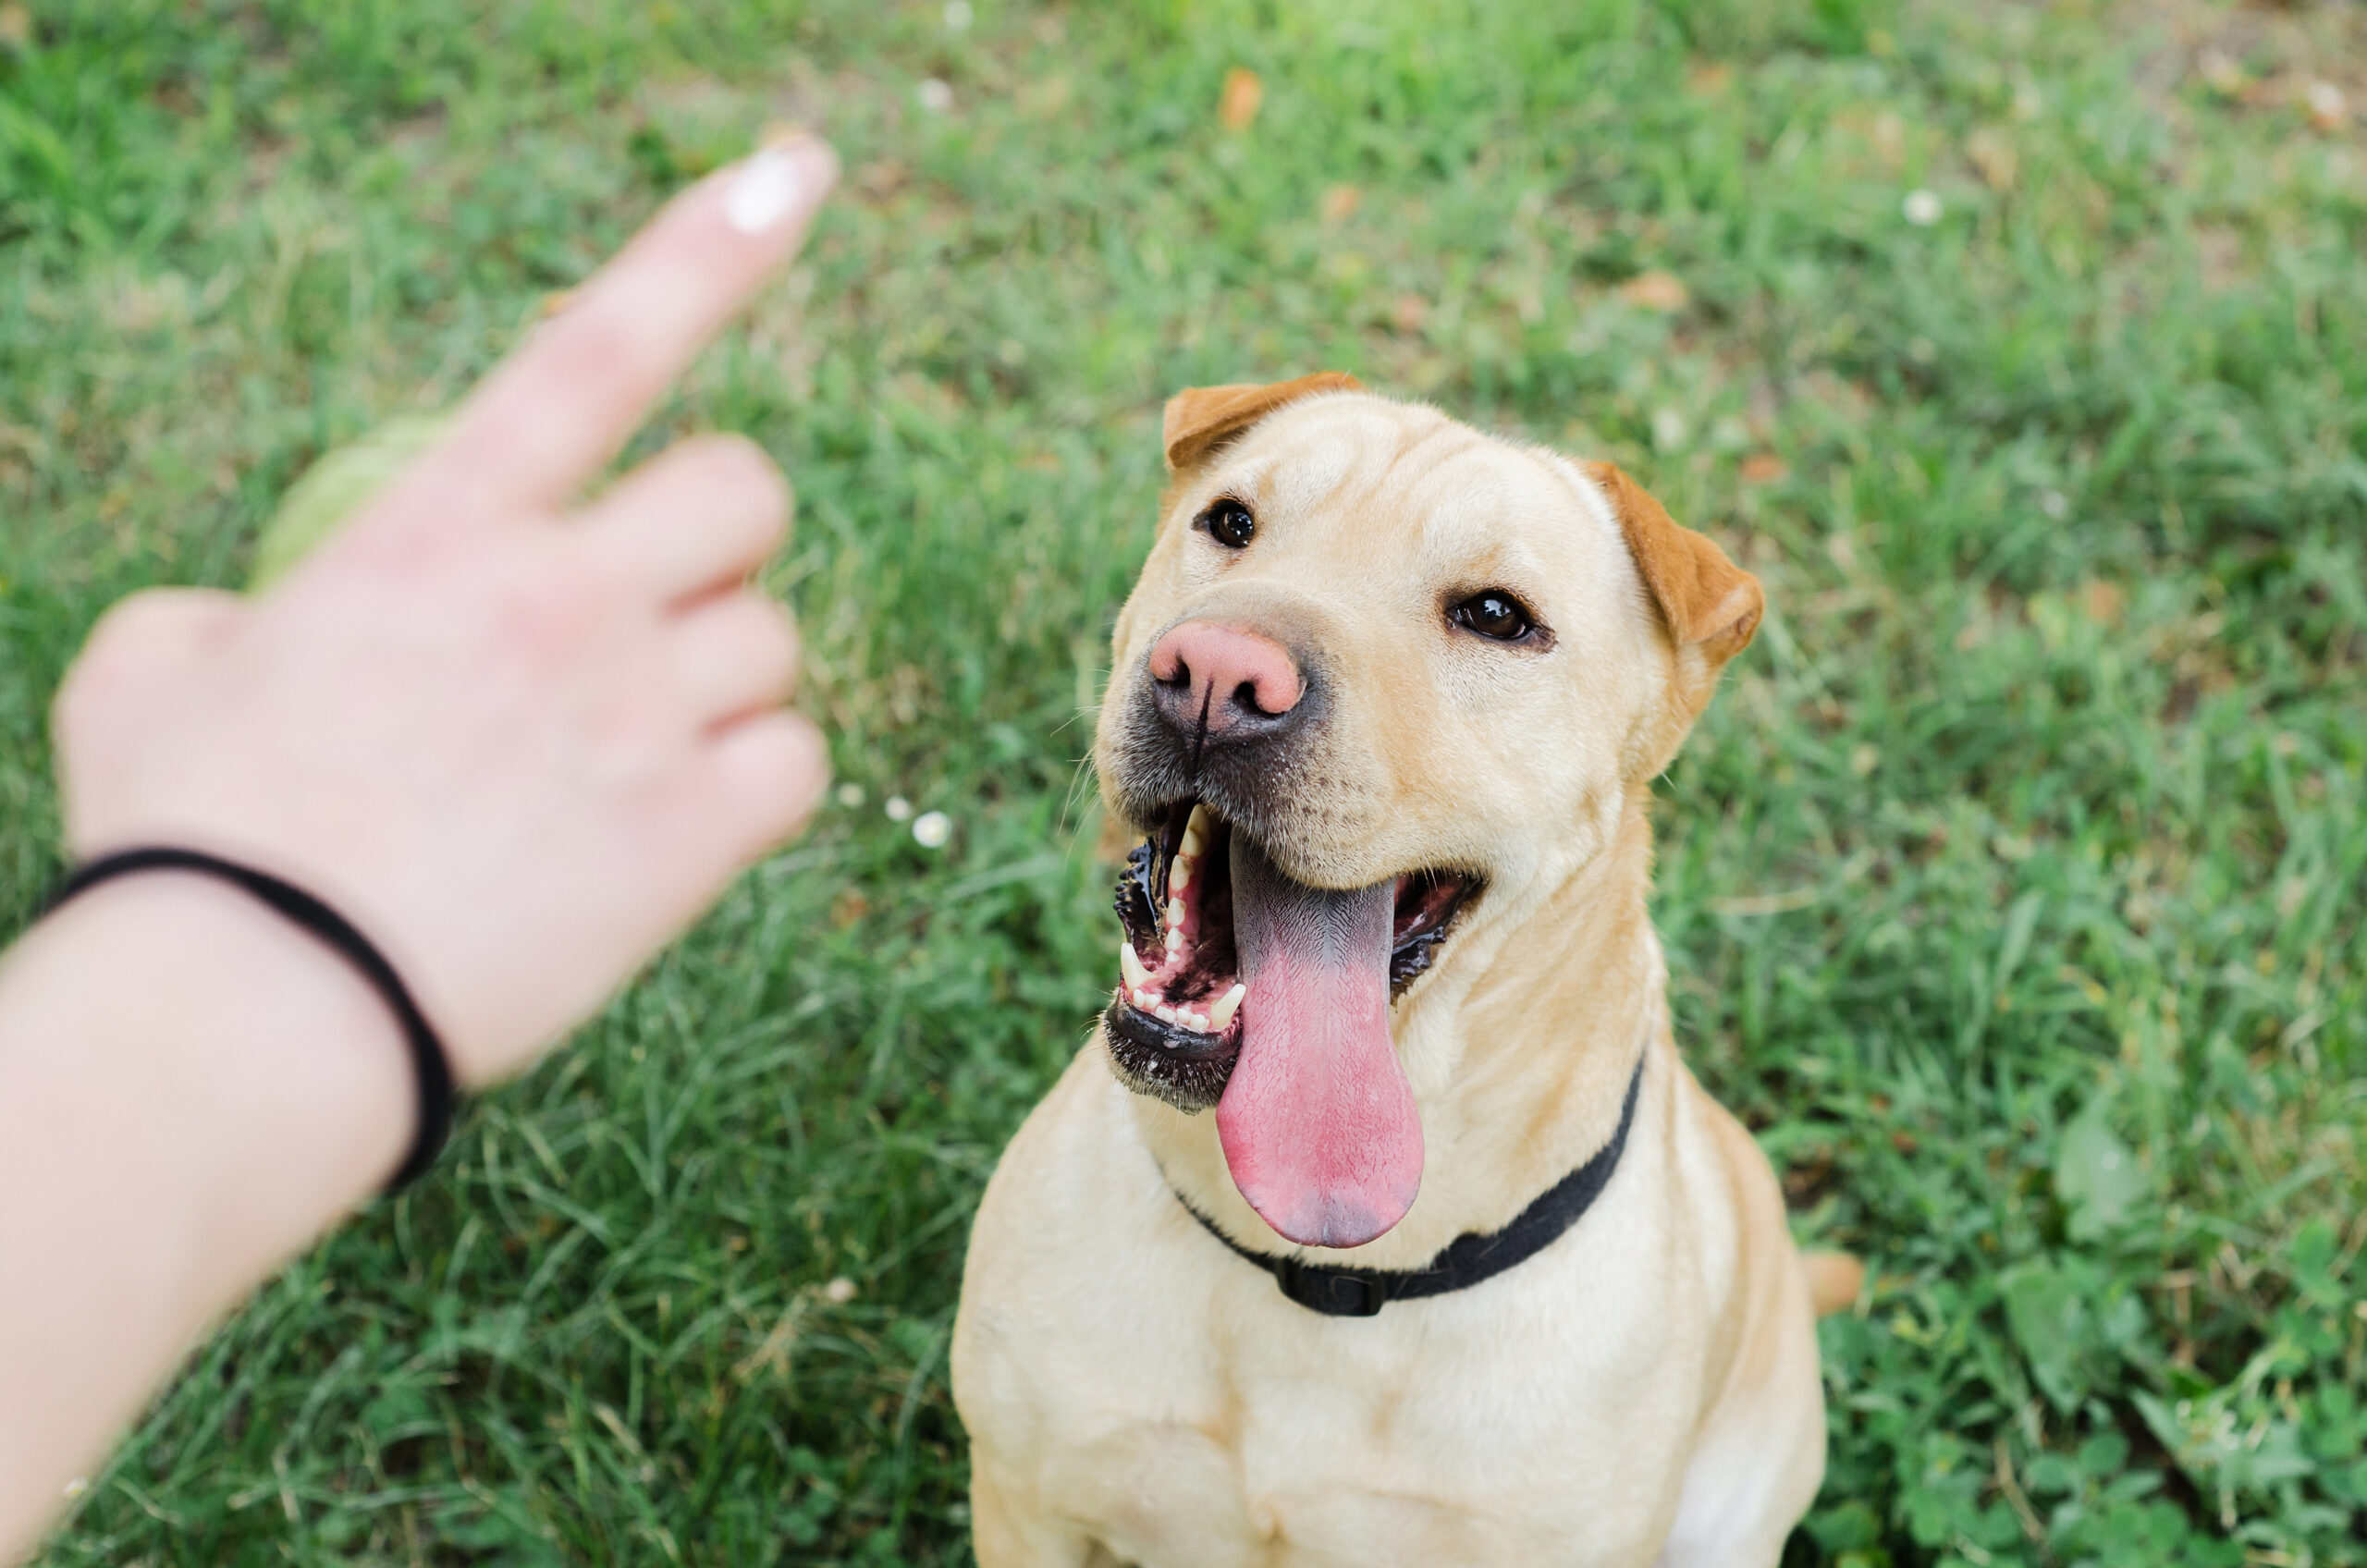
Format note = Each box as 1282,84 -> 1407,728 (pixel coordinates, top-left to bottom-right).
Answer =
1178,1054 -> 1645,1317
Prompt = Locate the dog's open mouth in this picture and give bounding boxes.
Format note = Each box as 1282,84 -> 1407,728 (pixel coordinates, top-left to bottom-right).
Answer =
1105,800 -> 1477,1246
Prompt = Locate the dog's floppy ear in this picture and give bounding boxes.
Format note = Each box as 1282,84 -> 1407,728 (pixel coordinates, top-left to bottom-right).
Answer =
1582,460 -> 1762,666
1162,372 -> 1363,473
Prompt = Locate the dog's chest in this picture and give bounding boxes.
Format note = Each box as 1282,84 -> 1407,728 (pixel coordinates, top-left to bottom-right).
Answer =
1030,1285 -> 1692,1568
955,1063 -> 1711,1567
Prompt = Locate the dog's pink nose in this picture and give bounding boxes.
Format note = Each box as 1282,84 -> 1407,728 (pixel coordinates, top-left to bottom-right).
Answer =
1148,621 -> 1305,732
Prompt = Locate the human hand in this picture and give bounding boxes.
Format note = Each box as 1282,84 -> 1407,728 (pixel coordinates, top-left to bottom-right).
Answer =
50,137 -> 840,1086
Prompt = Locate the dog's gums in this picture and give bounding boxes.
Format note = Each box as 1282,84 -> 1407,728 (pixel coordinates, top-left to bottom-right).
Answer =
1103,799 -> 1476,1115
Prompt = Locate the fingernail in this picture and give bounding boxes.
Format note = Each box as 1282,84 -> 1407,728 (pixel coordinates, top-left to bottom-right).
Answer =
725,139 -> 828,235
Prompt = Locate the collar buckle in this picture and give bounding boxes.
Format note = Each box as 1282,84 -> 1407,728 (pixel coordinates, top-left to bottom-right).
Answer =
1171,1053 -> 1647,1318
1274,1257 -> 1388,1317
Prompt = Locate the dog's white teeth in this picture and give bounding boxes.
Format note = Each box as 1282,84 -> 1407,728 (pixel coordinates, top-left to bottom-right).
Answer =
1155,1003 -> 1180,1024
1166,897 -> 1187,933
1171,857 -> 1193,892
1133,987 -> 1159,1011
1120,942 -> 1150,990
1187,803 -> 1217,846
1206,983 -> 1246,1031
1185,1011 -> 1209,1032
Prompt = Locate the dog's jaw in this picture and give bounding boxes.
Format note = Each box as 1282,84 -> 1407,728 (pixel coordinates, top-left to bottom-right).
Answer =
1102,799 -> 1479,1118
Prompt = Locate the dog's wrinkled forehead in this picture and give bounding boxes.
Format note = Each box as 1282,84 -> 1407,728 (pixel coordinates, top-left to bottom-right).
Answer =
1206,397 -> 1423,518
1189,395 -> 1643,623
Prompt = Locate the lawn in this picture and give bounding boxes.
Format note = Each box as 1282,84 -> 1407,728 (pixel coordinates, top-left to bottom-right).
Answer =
4,0 -> 2364,1562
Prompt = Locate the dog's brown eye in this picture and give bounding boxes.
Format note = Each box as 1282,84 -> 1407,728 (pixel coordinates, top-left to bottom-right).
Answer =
1451,590 -> 1535,643
1198,498 -> 1257,549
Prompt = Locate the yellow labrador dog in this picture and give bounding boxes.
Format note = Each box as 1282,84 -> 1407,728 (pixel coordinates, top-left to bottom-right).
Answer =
952,375 -> 1855,1567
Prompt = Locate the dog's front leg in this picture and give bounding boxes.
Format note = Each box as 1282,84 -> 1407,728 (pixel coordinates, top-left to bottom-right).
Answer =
971,1463 -> 1110,1568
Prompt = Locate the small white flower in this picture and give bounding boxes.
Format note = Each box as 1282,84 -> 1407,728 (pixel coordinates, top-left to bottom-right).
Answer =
2039,488 -> 2068,520
822,1276 -> 858,1304
885,795 -> 914,822
1903,189 -> 1943,227
63,1478 -> 86,1499
912,811 -> 952,849
917,78 -> 955,114
943,0 -> 974,31
835,782 -> 865,809
1650,408 -> 1687,452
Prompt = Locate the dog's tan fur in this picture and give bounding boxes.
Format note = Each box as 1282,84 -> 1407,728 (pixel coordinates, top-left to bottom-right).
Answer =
952,380 -> 1840,1567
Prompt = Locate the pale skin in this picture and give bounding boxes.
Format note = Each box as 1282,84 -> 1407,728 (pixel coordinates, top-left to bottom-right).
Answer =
0,136 -> 839,1561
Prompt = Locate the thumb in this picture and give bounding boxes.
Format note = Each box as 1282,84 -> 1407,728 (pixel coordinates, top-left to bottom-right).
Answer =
54,587 -> 247,766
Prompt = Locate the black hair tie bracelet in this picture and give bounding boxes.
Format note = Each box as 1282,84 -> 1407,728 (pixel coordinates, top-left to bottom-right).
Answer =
43,846 -> 456,1191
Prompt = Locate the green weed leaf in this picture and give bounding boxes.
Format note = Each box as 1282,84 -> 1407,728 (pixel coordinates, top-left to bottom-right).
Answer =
2054,1104 -> 2147,1242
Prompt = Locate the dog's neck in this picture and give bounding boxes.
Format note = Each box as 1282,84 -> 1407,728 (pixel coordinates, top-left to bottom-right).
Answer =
1127,796 -> 1663,1270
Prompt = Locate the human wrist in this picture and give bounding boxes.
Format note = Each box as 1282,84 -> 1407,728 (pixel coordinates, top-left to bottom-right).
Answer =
2,871 -> 414,1286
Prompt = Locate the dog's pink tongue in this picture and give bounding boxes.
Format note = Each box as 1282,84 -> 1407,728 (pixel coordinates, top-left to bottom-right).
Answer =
1217,836 -> 1422,1249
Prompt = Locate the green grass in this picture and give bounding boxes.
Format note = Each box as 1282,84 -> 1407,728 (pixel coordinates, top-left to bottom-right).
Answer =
5,0 -> 2364,1562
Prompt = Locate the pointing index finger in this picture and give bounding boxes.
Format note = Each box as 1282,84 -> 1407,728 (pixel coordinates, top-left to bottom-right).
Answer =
422,137 -> 838,517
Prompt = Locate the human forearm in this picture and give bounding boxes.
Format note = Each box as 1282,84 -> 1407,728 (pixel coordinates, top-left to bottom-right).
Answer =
0,136 -> 837,1559
0,876 -> 409,1559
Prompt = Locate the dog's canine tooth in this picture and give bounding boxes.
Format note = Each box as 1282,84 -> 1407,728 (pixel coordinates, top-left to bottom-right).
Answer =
1186,802 -> 1216,845
1121,942 -> 1150,990
1171,857 -> 1193,892
1206,982 -> 1246,1031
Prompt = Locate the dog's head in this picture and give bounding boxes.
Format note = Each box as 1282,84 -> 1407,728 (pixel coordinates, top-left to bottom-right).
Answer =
1093,375 -> 1760,1248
